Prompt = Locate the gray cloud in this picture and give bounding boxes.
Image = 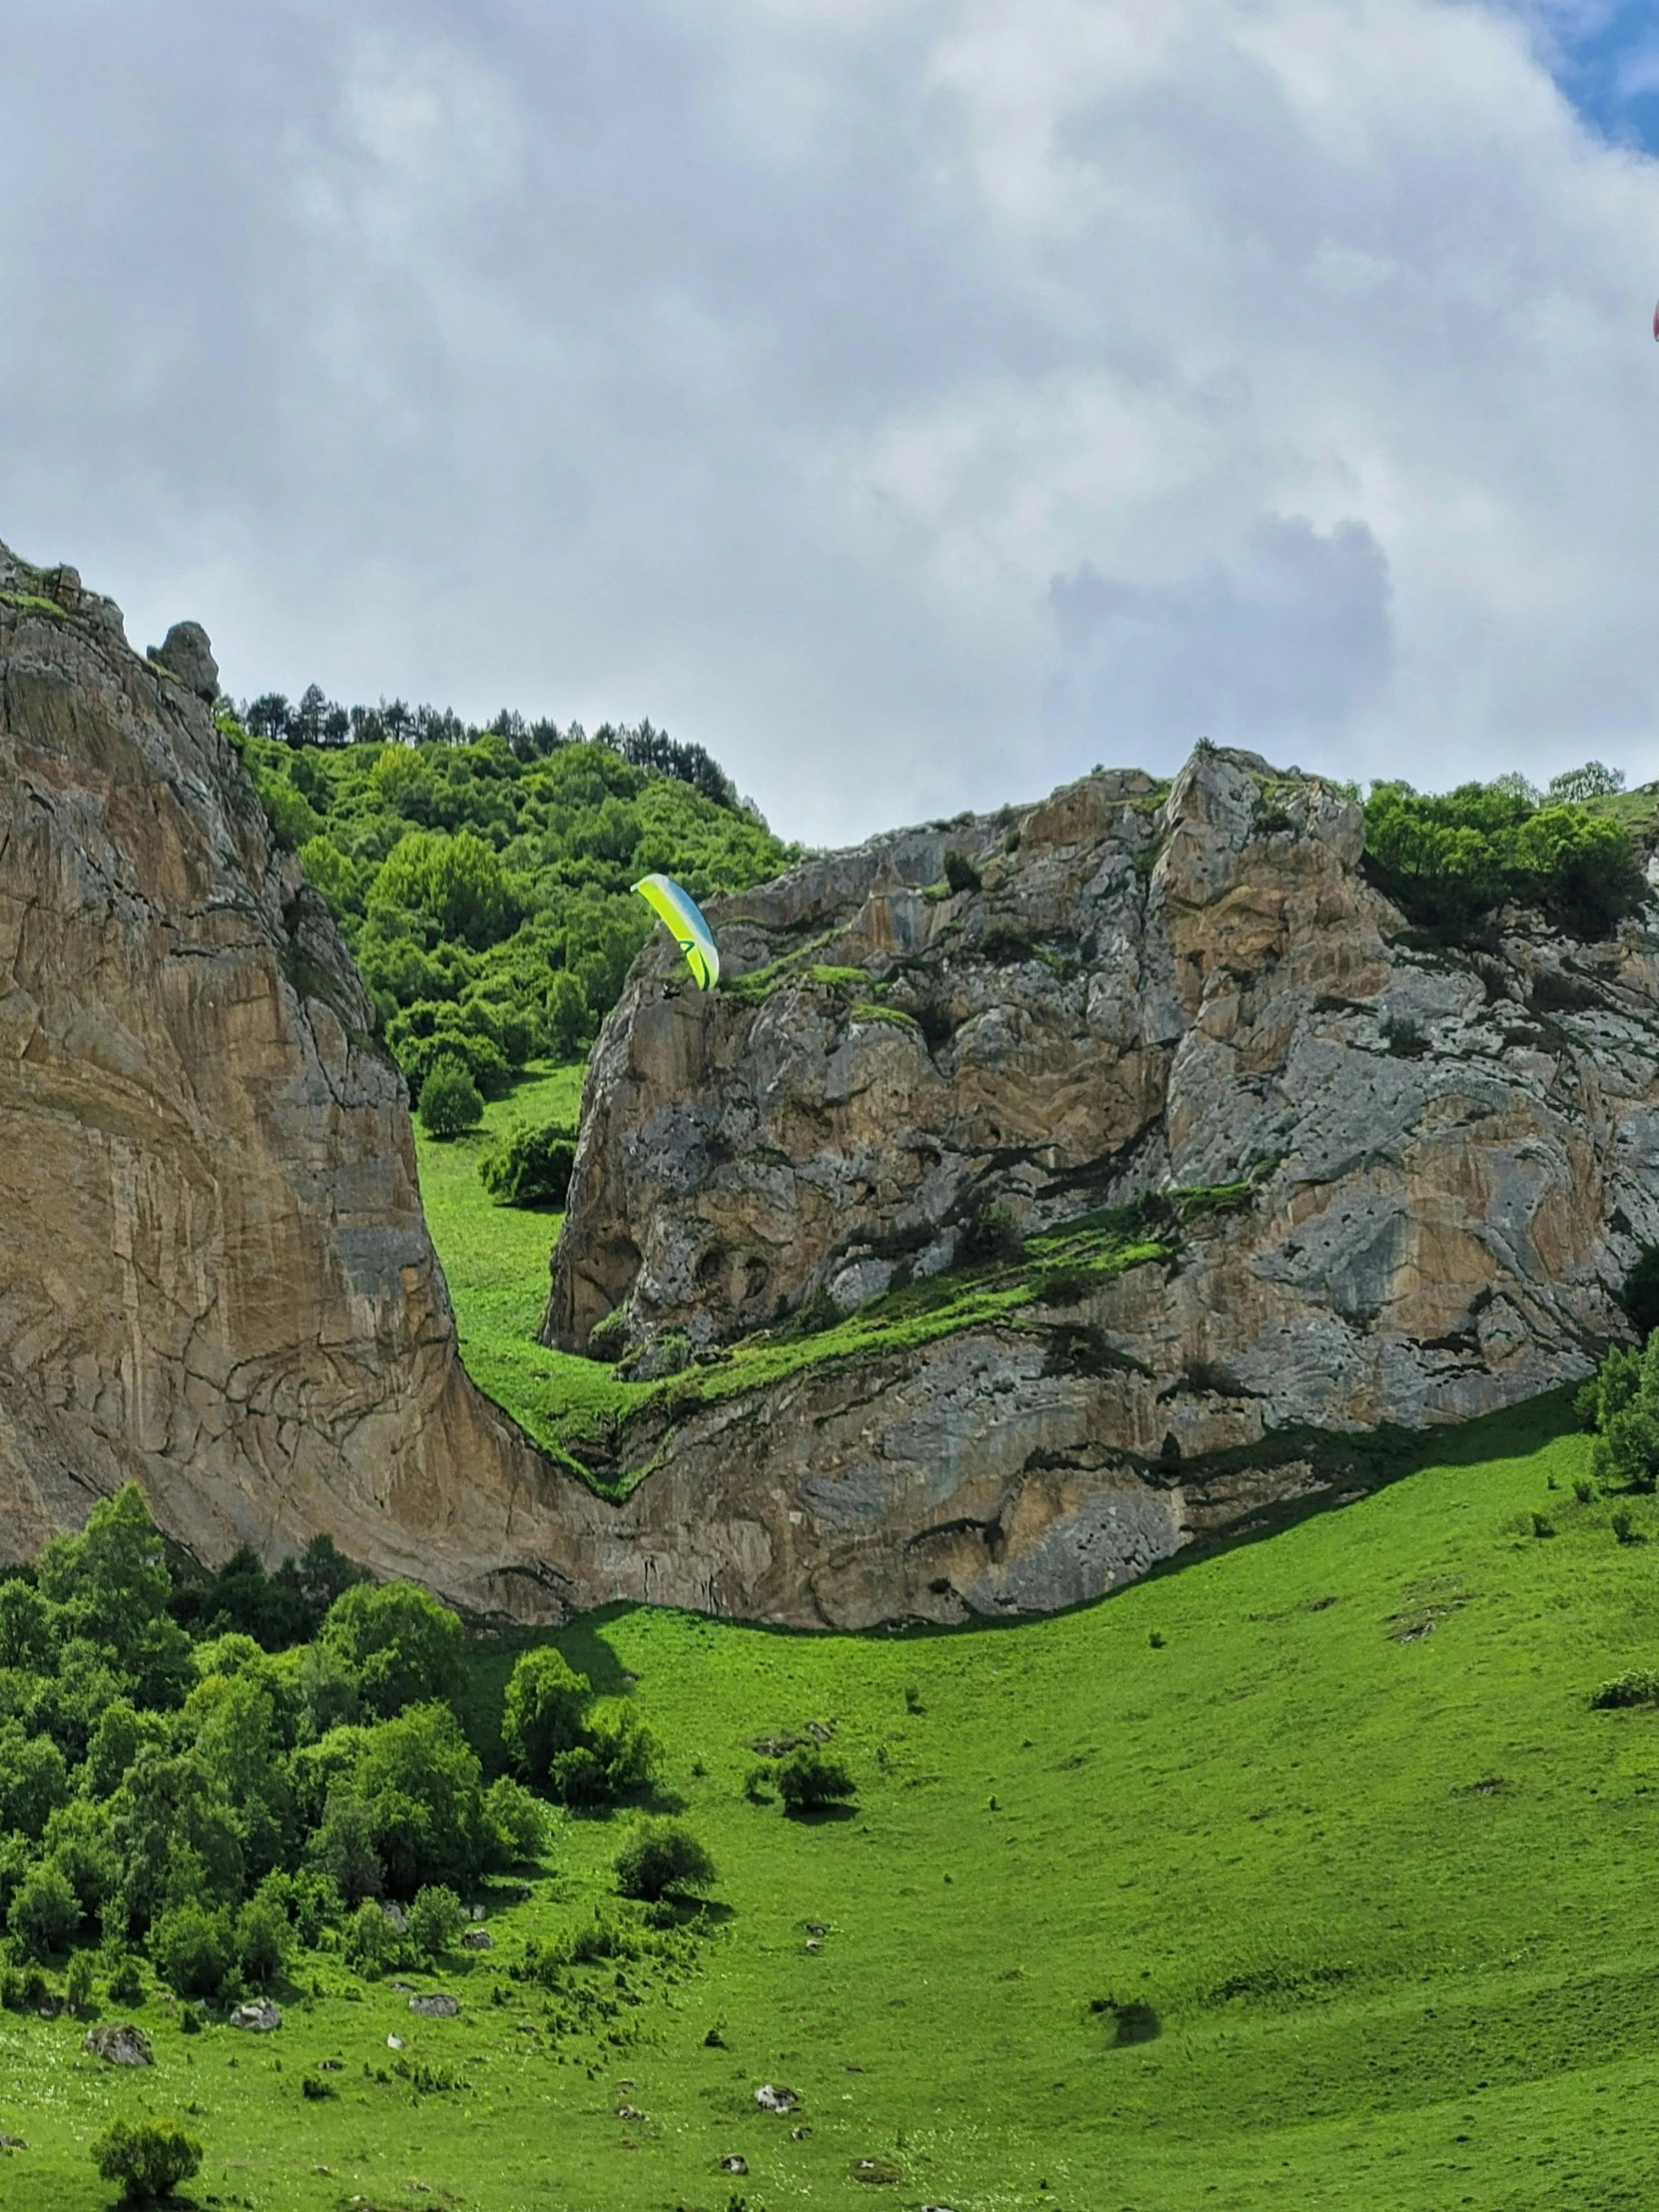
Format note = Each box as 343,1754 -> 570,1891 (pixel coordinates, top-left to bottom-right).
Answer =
2,0 -> 1658,841
1046,516 -> 1393,767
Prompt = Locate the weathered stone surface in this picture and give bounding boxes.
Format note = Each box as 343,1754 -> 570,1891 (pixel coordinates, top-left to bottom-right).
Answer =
83,2022 -> 152,2065
149,619 -> 220,702
9,526 -> 1659,1633
0,535 -> 600,1616
229,1999 -> 281,2032
540,740 -> 1659,1619
408,1992 -> 459,2016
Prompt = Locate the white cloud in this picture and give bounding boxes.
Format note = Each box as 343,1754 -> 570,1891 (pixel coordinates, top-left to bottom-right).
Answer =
1,0 -> 1657,840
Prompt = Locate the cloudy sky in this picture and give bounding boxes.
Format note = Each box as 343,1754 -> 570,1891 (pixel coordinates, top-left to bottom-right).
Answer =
3,0 -> 1658,842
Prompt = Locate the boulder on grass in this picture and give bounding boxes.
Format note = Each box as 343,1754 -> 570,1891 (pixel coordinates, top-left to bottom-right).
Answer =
83,2023 -> 153,2066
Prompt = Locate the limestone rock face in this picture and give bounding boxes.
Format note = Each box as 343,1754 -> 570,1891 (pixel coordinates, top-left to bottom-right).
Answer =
9,525 -> 1657,1633
0,537 -> 599,1615
543,739 -> 1659,1618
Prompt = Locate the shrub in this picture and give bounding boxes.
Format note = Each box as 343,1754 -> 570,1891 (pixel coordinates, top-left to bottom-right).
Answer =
342,1899 -> 400,1975
149,1902 -> 235,1999
1573,1476 -> 1596,1504
1613,1507 -> 1639,1545
8,1860 -> 81,1959
406,1884 -> 465,1961
942,849 -> 982,895
301,2070 -> 337,2100
959,1204 -> 1023,1265
484,1775 -> 551,1864
776,1746 -> 856,1814
416,1056 -> 485,1138
1363,780 -> 1646,941
479,1119 -> 577,1209
614,1818 -> 718,1903
107,1953 -> 145,2005
235,1890 -> 292,1987
91,2117 -> 204,2204
501,1648 -> 591,1783
65,1949 -> 96,2014
1591,1670 -> 1659,1710
321,1580 -> 464,1718
1528,1510 -> 1555,1539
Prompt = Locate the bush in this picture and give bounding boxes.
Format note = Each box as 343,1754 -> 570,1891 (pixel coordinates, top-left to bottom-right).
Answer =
615,1818 -> 718,1903
479,1119 -> 578,1209
107,1953 -> 145,2005
484,1775 -> 551,1864
406,1884 -> 465,1961
501,1648 -> 591,1784
342,1899 -> 400,1976
942,849 -> 982,895
776,1746 -> 856,1814
92,2117 -> 204,2204
235,1890 -> 292,1987
416,1056 -> 485,1138
66,1949 -> 96,2014
321,1580 -> 464,1718
959,1204 -> 1023,1266
1363,780 -> 1646,941
1612,1507 -> 1638,1545
150,1903 -> 236,2000
1591,1670 -> 1659,1710
8,1860 -> 81,1959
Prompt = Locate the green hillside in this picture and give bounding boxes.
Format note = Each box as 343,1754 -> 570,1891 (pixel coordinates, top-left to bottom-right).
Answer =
12,1397 -> 1659,2210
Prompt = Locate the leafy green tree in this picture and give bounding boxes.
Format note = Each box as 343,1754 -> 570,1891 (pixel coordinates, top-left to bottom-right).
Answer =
484,1775 -> 551,1865
81,1700 -> 170,1800
111,1750 -> 244,1932
405,1882 -> 465,1959
92,2117 -> 204,2205
776,1745 -> 857,1814
8,1859 -> 81,1957
479,1119 -> 577,1209
500,1648 -> 591,1783
369,829 -> 518,950
187,1669 -> 295,1879
309,1788 -> 382,1907
417,1057 -> 485,1137
235,1886 -> 292,1986
0,1721 -> 71,1839
320,1580 -> 464,1718
342,1897 -> 399,1974
149,1901 -> 236,1998
0,1576 -> 55,1670
614,1818 -> 717,1902
41,1797 -> 120,1925
345,1703 -> 490,1898
545,969 -> 591,1057
1363,780 -> 1646,941
36,1486 -> 191,1708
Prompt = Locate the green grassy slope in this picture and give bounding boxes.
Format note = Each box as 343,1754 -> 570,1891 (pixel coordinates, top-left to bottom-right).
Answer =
14,1397 -> 1659,2210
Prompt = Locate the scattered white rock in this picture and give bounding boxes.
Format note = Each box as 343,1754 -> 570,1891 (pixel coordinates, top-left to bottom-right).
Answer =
386,2034 -> 404,2049
408,1993 -> 459,2017
756,2083 -> 800,2113
229,2000 -> 281,2033
460,1929 -> 493,1950
719,2154 -> 749,2174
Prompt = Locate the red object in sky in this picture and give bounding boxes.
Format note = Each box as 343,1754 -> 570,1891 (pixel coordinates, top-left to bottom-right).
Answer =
1654,297 -> 1659,341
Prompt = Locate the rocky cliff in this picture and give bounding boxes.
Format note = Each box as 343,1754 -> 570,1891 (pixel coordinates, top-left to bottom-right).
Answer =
6,531 -> 1655,1632
0,540 -> 596,1615
542,742 -> 1659,1617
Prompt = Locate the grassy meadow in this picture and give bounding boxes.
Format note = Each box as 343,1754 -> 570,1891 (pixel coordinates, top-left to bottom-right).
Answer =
12,1395 -> 1659,2209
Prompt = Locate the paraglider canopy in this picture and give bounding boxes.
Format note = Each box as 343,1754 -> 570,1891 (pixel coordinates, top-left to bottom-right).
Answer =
632,872 -> 720,991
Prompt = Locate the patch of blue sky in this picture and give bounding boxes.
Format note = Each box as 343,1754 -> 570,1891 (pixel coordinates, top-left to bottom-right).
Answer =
1492,0 -> 1659,156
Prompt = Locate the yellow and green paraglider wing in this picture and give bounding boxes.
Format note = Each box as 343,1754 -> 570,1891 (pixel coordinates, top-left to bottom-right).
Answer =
632,872 -> 720,991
